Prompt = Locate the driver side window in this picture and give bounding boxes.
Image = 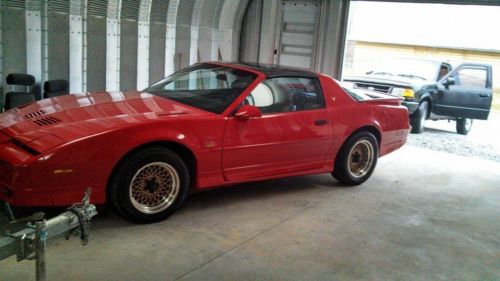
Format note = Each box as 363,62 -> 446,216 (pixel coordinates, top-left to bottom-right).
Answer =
452,68 -> 487,88
437,64 -> 451,81
245,77 -> 324,114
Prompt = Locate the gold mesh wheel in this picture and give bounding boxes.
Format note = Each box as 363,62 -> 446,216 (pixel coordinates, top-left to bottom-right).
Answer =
347,140 -> 375,179
129,162 -> 180,214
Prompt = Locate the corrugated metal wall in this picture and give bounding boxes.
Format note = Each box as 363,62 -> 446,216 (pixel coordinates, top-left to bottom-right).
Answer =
239,0 -> 350,79
0,0 -> 250,109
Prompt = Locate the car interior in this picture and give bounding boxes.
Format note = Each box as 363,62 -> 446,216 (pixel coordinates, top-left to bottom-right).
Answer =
245,77 -> 324,114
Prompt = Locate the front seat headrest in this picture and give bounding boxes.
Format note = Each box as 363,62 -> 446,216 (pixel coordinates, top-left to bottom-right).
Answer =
6,73 -> 35,86
44,79 -> 69,92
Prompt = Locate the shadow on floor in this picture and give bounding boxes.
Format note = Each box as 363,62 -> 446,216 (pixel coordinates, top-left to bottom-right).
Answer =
421,127 -> 456,134
2,173 -> 346,232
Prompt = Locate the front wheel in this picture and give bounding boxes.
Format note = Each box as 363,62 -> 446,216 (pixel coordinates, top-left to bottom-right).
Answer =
332,132 -> 379,186
108,147 -> 190,223
456,118 -> 473,135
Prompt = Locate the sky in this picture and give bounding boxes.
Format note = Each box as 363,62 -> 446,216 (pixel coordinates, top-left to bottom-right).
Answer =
348,1 -> 500,52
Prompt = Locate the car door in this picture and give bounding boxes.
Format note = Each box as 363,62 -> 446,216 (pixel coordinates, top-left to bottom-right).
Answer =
222,76 -> 333,181
433,64 -> 493,120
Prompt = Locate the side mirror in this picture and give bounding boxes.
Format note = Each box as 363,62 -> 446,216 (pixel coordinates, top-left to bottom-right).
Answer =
442,77 -> 456,88
234,105 -> 262,120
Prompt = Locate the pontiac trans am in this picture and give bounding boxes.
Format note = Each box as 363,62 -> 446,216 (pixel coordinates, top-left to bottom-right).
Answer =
0,63 -> 410,223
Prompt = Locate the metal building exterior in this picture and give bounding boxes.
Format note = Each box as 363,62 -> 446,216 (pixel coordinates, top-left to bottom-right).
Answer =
1,0 -> 499,110
0,0 -> 352,110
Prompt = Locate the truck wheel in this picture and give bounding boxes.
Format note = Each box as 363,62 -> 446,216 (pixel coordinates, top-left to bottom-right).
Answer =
410,101 -> 428,134
332,132 -> 379,186
456,118 -> 473,135
109,147 -> 190,223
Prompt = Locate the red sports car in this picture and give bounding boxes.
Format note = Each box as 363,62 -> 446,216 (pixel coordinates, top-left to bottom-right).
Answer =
0,63 -> 409,223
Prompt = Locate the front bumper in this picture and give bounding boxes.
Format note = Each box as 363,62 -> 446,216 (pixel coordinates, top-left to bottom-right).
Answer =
0,160 -> 55,206
402,100 -> 419,115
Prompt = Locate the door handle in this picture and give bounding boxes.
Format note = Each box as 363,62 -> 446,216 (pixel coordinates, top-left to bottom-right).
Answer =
315,119 -> 328,126
479,93 -> 491,97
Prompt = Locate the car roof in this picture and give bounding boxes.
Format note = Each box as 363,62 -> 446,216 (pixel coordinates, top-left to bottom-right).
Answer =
216,62 -> 319,79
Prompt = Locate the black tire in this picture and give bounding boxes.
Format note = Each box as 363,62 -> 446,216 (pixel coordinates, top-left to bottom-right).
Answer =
456,118 -> 473,135
332,132 -> 379,186
108,147 -> 190,223
410,100 -> 428,134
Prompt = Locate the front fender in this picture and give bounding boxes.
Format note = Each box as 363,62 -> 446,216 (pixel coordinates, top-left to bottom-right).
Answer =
8,117 -> 225,206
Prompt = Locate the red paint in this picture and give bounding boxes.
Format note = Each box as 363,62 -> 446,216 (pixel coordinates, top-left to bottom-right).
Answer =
0,63 -> 409,207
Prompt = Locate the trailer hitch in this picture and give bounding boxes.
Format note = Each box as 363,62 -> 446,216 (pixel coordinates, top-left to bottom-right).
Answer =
0,188 -> 98,281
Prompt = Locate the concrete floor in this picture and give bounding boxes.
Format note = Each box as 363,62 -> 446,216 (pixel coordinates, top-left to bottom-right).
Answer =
1,145 -> 499,280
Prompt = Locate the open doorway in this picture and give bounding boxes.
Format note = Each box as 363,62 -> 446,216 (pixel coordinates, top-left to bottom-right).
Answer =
342,1 -> 500,111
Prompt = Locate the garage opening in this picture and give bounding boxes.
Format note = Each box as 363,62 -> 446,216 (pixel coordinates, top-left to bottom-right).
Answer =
1,1 -> 500,280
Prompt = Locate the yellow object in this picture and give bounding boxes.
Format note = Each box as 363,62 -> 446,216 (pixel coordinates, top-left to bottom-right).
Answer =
402,89 -> 414,98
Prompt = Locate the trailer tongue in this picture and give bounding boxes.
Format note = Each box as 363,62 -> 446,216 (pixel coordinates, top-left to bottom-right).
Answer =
0,188 -> 97,281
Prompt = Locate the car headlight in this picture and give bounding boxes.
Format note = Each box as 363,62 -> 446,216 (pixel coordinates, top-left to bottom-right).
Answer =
391,87 -> 414,98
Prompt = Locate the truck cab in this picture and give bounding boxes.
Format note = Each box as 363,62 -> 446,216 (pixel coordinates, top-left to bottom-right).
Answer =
343,58 -> 493,135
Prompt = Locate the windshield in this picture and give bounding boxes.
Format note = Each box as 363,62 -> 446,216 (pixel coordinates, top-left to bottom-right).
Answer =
366,59 -> 440,81
144,64 -> 257,114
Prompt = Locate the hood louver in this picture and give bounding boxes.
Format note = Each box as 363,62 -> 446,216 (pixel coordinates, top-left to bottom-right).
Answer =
32,117 -> 62,126
24,110 -> 47,119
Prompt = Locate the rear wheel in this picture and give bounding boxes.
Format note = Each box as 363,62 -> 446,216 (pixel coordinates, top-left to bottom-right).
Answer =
332,132 -> 379,186
109,147 -> 189,223
456,118 -> 473,135
410,100 -> 428,134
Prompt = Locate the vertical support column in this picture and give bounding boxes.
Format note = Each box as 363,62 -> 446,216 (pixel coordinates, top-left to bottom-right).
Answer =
0,0 -> 3,109
137,0 -> 152,90
41,0 -> 48,87
238,0 -> 262,63
165,23 -> 176,76
189,26 -> 199,65
258,0 -> 280,64
106,19 -> 120,91
210,0 -> 224,61
189,0 -> 204,66
217,0 -> 250,62
165,0 -> 180,77
189,0 -> 204,90
70,0 -> 86,93
26,0 -> 44,99
231,0 -> 249,62
198,0 -> 217,64
315,0 -> 350,78
106,1 -> 121,91
82,1 -> 88,92
137,21 -> 150,89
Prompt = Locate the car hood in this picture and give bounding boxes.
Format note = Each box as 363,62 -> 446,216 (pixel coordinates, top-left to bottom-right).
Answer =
0,91 -> 210,152
344,75 -> 432,88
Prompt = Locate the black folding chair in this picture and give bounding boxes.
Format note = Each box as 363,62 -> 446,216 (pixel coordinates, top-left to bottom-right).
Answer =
4,73 -> 36,110
44,79 -> 69,98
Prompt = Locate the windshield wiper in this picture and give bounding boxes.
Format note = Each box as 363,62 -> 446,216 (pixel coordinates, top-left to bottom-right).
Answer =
397,74 -> 426,81
368,71 -> 394,76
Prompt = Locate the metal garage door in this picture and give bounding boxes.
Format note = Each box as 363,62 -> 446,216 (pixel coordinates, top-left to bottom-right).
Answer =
277,0 -> 321,69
